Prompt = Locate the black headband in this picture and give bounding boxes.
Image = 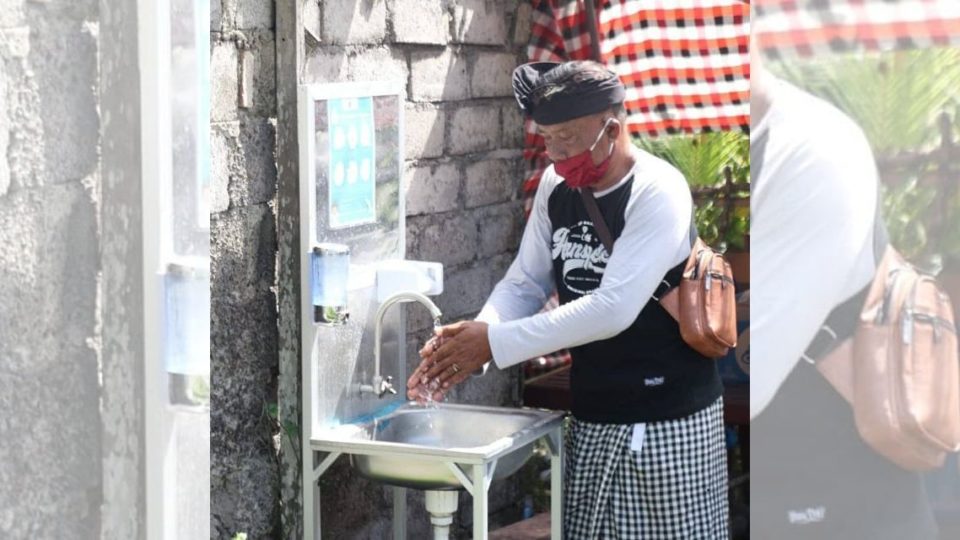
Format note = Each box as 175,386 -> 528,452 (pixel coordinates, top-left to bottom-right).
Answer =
512,62 -> 626,125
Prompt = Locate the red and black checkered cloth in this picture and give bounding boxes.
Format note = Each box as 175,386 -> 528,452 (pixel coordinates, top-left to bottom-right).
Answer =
754,0 -> 960,58
601,1 -> 751,136
518,0 -> 960,376
523,0 -> 750,212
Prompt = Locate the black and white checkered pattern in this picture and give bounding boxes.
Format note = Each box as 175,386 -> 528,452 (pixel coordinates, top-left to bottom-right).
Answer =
564,398 -> 729,539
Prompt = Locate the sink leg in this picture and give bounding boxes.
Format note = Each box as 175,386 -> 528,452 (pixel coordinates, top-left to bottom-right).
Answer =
472,464 -> 489,540
312,475 -> 321,540
393,487 -> 407,540
547,430 -> 564,540
307,451 -> 341,540
305,451 -> 318,540
304,483 -> 313,540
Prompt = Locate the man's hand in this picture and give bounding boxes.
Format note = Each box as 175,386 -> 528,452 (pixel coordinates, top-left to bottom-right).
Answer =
406,335 -> 444,402
406,321 -> 491,402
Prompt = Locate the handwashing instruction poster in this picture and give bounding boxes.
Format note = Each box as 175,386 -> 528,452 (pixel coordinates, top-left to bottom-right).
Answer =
327,96 -> 376,229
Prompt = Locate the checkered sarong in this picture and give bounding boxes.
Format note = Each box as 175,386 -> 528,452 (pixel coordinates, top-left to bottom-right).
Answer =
564,398 -> 729,539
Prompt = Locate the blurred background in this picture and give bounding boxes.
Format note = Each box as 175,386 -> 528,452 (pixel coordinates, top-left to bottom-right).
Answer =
753,0 -> 960,537
0,0 -> 210,538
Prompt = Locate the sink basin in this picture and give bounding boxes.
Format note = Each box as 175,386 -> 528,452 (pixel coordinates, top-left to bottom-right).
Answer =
311,402 -> 565,490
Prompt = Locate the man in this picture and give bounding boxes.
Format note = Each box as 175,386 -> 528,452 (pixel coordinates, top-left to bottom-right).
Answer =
408,61 -> 729,538
749,34 -> 938,538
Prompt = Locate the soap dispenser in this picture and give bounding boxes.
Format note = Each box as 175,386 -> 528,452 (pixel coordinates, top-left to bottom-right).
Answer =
311,243 -> 350,325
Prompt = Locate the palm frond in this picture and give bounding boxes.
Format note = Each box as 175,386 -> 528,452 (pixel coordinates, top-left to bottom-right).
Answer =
635,132 -> 750,251
636,132 -> 748,189
775,48 -> 960,155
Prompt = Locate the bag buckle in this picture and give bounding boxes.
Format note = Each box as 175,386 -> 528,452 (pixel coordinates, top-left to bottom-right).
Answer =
802,325 -> 838,365
651,280 -> 672,301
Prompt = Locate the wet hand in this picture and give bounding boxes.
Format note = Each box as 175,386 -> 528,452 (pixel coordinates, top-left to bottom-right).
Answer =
406,334 -> 445,402
418,321 -> 491,400
406,321 -> 491,402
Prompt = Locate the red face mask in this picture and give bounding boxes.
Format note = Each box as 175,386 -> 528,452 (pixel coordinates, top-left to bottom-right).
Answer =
554,119 -> 616,189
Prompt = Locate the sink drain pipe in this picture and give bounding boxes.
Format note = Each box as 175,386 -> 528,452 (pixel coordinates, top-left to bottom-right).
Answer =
424,490 -> 459,540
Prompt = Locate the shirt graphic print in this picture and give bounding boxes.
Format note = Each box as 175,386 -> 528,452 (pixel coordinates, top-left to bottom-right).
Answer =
552,220 -> 609,295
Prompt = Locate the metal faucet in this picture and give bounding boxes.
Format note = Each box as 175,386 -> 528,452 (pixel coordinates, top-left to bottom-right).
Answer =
360,291 -> 442,398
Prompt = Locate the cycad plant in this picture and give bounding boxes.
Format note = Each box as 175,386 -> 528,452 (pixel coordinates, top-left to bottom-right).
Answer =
882,176 -> 939,263
636,132 -> 750,251
637,131 -> 748,190
774,48 -> 960,270
775,48 -> 960,156
945,104 -> 960,269
942,189 -> 960,267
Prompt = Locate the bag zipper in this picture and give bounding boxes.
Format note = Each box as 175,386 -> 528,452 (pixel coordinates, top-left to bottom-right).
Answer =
901,309 -> 957,344
877,268 -> 901,325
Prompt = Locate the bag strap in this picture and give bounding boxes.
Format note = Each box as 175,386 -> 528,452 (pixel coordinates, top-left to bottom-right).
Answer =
580,188 -> 616,254
579,187 -> 695,300
803,183 -> 889,364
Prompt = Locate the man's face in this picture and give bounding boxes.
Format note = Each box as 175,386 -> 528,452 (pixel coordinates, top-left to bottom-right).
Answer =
537,112 -> 614,163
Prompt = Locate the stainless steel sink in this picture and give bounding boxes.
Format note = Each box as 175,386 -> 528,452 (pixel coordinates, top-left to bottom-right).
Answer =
311,402 -> 566,490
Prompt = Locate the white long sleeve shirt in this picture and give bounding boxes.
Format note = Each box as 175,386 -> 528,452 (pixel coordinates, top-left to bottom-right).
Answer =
750,78 -> 878,419
476,147 -> 694,370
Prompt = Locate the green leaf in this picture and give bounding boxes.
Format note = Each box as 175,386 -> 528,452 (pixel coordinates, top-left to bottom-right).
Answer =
634,131 -> 750,251
775,49 -> 960,155
283,420 -> 299,439
774,50 -> 960,265
636,132 -> 748,189
266,402 -> 279,420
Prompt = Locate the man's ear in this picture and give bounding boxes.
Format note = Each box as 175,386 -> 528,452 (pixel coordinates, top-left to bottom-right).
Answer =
607,118 -> 622,140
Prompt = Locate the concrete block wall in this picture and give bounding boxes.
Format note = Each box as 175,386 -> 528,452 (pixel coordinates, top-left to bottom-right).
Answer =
301,0 -> 532,537
0,0 -> 102,537
210,1 -> 282,538
211,0 -> 532,537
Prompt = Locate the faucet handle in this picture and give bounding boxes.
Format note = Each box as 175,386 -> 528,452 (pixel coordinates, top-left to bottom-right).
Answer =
379,376 -> 397,397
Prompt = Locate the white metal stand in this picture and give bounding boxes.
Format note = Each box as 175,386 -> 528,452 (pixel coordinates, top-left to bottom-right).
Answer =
304,428 -> 563,539
393,487 -> 407,540
546,430 -> 563,539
